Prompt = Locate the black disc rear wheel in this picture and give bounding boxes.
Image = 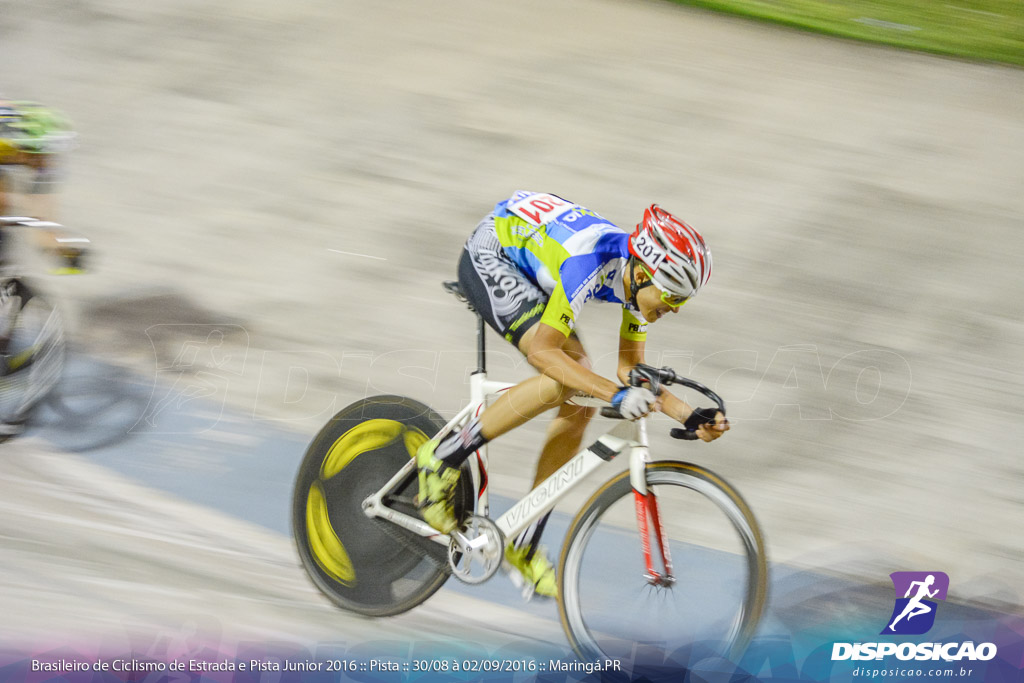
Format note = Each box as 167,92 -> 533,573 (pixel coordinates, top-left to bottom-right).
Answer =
292,395 -> 472,616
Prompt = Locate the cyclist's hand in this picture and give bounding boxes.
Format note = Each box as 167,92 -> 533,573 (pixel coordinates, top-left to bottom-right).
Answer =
682,406 -> 729,442
611,386 -> 658,420
695,411 -> 729,442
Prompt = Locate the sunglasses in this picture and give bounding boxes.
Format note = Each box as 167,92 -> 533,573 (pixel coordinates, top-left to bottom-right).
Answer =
638,263 -> 689,308
660,290 -> 689,308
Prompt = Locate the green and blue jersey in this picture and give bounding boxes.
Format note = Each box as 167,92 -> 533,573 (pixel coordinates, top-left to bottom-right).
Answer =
492,191 -> 648,341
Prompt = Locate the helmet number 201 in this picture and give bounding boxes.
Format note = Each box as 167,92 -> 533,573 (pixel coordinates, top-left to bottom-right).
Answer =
633,231 -> 667,270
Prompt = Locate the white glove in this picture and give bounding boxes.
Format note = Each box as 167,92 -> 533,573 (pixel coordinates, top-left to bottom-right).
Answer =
611,386 -> 658,420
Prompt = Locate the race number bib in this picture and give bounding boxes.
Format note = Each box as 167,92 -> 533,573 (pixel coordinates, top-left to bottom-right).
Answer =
507,192 -> 578,226
631,230 -> 667,270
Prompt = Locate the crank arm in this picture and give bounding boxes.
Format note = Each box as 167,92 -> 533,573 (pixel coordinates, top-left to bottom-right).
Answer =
450,528 -> 492,553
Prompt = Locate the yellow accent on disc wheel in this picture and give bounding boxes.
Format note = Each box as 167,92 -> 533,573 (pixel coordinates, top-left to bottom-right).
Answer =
8,347 -> 36,372
320,419 -> 405,479
306,481 -> 356,585
403,427 -> 429,458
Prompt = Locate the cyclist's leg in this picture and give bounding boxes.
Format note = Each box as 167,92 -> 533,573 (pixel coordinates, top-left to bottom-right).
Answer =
449,214 -> 556,444
473,326 -> 591,443
476,373 -> 578,438
415,215 -> 549,531
454,219 -> 598,596
501,331 -> 593,598
529,332 -> 594,486
503,395 -> 588,598
455,219 -> 596,495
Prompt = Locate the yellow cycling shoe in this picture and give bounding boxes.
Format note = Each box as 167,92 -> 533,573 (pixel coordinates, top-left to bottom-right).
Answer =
415,439 -> 460,534
505,543 -> 557,600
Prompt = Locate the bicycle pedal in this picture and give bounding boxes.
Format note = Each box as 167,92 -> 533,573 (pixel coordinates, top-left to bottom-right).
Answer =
503,560 -> 540,602
514,575 -> 539,602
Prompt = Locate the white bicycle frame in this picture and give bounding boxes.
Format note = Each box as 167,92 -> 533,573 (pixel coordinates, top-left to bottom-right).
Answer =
361,369 -> 656,551
361,293 -> 688,582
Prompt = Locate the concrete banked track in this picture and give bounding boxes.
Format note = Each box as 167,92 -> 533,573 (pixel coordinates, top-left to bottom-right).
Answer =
1,0 -> 1022,666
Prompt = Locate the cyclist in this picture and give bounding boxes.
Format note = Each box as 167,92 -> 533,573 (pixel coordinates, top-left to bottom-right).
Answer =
0,100 -> 79,270
0,101 -> 83,384
418,191 -> 729,599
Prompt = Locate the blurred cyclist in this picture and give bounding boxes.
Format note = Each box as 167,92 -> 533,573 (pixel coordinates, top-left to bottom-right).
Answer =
418,191 -> 729,599
0,99 -> 82,272
0,101 -> 85,384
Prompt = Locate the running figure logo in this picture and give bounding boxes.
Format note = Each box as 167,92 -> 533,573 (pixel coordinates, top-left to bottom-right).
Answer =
881,571 -> 949,635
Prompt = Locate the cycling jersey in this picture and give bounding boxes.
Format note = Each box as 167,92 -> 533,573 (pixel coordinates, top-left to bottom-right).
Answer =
0,101 -> 73,162
493,191 -> 647,340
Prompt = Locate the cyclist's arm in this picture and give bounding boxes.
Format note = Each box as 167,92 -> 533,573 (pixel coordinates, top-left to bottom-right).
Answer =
659,392 -> 697,423
526,322 -> 621,402
528,282 -> 622,401
616,337 -> 645,385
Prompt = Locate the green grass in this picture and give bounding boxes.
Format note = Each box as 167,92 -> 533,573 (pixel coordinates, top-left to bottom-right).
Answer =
670,0 -> 1024,66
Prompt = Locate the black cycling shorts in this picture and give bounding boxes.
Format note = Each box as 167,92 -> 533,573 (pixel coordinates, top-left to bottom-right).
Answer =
457,213 -> 548,348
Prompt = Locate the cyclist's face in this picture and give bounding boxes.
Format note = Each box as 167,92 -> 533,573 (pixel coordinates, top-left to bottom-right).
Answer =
637,286 -> 684,322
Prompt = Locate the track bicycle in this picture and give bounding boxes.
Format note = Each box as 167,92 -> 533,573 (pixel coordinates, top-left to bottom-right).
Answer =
292,281 -> 768,663
0,216 -> 80,438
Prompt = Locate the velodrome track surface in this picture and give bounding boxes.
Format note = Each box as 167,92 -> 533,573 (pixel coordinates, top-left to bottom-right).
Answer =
0,355 -> 1012,657
0,398 -> 567,654
2,0 -> 1022,659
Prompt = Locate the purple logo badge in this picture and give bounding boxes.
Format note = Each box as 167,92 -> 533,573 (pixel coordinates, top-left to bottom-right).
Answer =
881,572 -> 949,635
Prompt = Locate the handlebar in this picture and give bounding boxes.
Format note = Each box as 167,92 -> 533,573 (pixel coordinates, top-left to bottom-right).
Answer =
0,216 -> 63,229
599,363 -> 726,441
0,216 -> 89,275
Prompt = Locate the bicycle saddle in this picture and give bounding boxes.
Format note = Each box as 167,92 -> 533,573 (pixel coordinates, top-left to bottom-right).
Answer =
442,280 -> 477,314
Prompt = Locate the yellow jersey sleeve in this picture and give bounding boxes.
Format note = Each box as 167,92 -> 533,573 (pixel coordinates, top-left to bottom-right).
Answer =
619,306 -> 648,342
539,283 -> 575,337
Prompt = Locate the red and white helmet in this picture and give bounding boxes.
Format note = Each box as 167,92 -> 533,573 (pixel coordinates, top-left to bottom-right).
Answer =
628,205 -> 712,299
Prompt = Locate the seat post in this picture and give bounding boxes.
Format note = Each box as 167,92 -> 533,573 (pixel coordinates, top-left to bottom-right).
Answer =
476,314 -> 486,373
441,280 -> 486,374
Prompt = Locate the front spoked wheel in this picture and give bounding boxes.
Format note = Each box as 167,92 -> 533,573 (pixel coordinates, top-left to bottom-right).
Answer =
558,461 -> 767,666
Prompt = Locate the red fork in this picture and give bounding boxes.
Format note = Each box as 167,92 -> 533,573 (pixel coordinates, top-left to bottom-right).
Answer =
634,489 -> 675,587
